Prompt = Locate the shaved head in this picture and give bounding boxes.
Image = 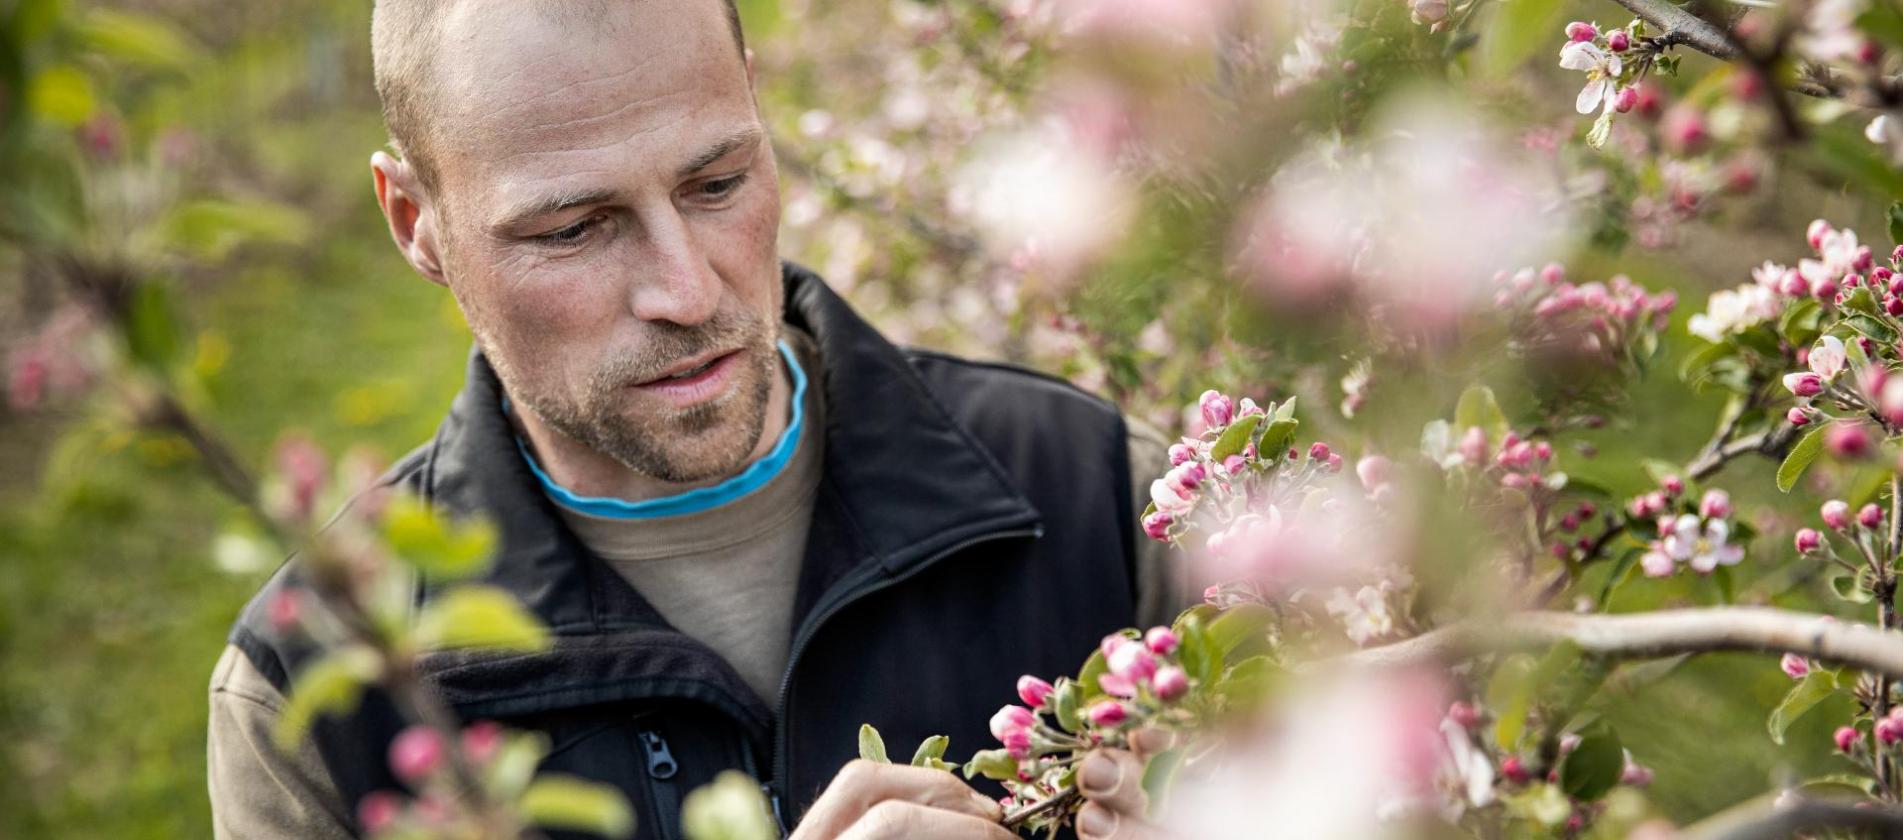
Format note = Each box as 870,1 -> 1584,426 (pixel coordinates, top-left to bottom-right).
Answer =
370,0 -> 747,196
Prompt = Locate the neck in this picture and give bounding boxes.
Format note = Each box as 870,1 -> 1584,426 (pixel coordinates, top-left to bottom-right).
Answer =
506,349 -> 793,503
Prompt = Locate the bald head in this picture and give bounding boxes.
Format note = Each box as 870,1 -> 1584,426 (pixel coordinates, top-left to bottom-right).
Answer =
370,0 -> 746,195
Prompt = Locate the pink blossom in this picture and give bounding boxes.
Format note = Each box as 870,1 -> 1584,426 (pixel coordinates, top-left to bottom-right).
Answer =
1877,717 -> 1903,745
1200,389 -> 1234,429
1823,500 -> 1853,529
1003,729 -> 1032,758
1699,489 -> 1732,520
1795,528 -> 1823,553
1168,443 -> 1194,466
1446,701 -> 1480,729
1143,510 -> 1174,541
1501,756 -> 1530,784
1808,336 -> 1848,381
1308,442 -> 1332,462
1565,21 -> 1598,42
389,725 -> 445,782
1661,474 -> 1685,497
1356,455 -> 1394,491
1861,503 -> 1885,528
1613,86 -> 1639,113
1457,426 -> 1489,465
1836,725 -> 1862,752
1154,665 -> 1189,701
1788,407 -> 1812,426
1107,637 -> 1159,682
357,791 -> 402,833
1783,372 -> 1824,397
990,705 -> 1037,741
1780,653 -> 1811,680
1017,675 -> 1055,709
1144,626 -> 1179,655
462,720 -> 504,766
1826,423 -> 1874,459
1607,30 -> 1631,51
1087,700 -> 1129,727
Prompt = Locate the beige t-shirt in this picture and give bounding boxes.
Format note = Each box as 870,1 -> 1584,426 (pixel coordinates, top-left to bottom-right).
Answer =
206,338 -> 1180,838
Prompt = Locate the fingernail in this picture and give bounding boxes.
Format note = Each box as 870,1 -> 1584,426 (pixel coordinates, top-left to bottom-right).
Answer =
1079,753 -> 1121,795
1078,805 -> 1118,838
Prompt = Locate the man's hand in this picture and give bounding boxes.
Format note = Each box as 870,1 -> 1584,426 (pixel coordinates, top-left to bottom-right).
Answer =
790,759 -> 1017,839
1075,728 -> 1177,840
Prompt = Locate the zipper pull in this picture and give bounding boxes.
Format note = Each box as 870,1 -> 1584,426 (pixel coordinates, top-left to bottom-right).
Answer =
762,782 -> 788,837
640,730 -> 678,780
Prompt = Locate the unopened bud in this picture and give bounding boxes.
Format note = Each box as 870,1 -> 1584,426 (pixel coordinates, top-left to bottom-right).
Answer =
1699,489 -> 1732,520
1607,30 -> 1631,51
1017,675 -> 1055,709
389,726 -> 445,782
1860,503 -> 1884,528
1823,500 -> 1853,530
1087,700 -> 1129,727
1836,725 -> 1863,752
1565,21 -> 1598,42
1153,665 -> 1189,701
1795,528 -> 1823,553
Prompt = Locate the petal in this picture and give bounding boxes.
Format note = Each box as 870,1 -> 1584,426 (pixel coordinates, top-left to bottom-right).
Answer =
1576,81 -> 1605,115
1641,550 -> 1676,577
1606,53 -> 1622,76
1690,551 -> 1719,573
1558,41 -> 1600,71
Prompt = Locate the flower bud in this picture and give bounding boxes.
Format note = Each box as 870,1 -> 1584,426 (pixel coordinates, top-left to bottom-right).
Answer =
1861,503 -> 1885,528
1878,717 -> 1903,745
1168,443 -> 1194,466
990,705 -> 1037,740
1809,219 -> 1833,250
1153,665 -> 1189,701
1017,675 -> 1056,709
1661,474 -> 1685,497
1447,701 -> 1480,729
1613,86 -> 1639,113
1827,424 -> 1874,460
462,720 -> 504,766
1144,626 -> 1179,655
1087,700 -> 1129,727
1780,653 -> 1811,680
1823,500 -> 1852,530
1457,426 -> 1488,465
1325,452 -> 1343,472
1607,29 -> 1631,51
1222,454 -> 1247,476
1565,21 -> 1598,42
1783,372 -> 1824,398
1356,455 -> 1393,491
1795,528 -> 1823,553
1811,274 -> 1840,302
1787,407 -> 1811,427
1699,489 -> 1732,520
389,725 -> 445,782
357,792 -> 402,834
1142,511 -> 1173,541
1501,756 -> 1531,784
1107,639 -> 1159,682
1308,442 -> 1331,462
1002,729 -> 1032,758
1199,390 -> 1233,429
1621,757 -> 1654,787
1836,725 -> 1863,752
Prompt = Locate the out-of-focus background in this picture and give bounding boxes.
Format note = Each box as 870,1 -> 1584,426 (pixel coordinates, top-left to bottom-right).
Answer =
2,0 -> 1897,835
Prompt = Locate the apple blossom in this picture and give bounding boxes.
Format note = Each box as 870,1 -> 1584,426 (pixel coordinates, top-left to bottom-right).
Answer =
1836,725 -> 1863,752
1795,528 -> 1823,553
1781,653 -> 1811,680
389,725 -> 445,782
1606,30 -> 1631,51
1823,500 -> 1853,529
1558,40 -> 1624,115
1145,626 -> 1179,655
1860,503 -> 1885,528
1087,700 -> 1129,727
1699,489 -> 1732,520
1154,665 -> 1189,701
1326,585 -> 1395,646
358,791 -> 402,833
1017,675 -> 1056,709
1783,372 -> 1824,398
1826,423 -> 1874,459
990,704 -> 1036,741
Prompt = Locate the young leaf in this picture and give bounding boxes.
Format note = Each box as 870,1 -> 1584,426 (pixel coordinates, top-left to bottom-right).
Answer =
909,734 -> 949,767
962,748 -> 1019,782
1209,414 -> 1262,462
520,774 -> 637,839
1454,385 -> 1510,446
1053,678 -> 1084,732
1778,425 -> 1828,493
858,724 -> 889,763
1140,748 -> 1186,818
272,645 -> 379,751
1768,670 -> 1838,745
681,770 -> 778,840
1557,723 -> 1624,801
413,585 -> 553,652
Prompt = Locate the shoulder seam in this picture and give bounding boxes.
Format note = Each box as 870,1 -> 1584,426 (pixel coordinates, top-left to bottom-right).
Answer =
901,347 -> 1118,417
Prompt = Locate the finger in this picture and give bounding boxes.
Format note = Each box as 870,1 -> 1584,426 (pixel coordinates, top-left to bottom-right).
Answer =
1076,801 -> 1173,840
1076,749 -> 1149,818
836,799 -> 1019,840
792,760 -> 1001,839
1128,726 -> 1178,759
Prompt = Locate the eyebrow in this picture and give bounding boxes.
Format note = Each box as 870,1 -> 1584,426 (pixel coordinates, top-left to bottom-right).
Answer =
677,126 -> 763,179
489,127 -> 765,234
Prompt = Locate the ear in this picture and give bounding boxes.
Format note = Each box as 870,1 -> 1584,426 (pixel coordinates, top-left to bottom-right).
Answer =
744,47 -> 757,89
370,150 -> 449,287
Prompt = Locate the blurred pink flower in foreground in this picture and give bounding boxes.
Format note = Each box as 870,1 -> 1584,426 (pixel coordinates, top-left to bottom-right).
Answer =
1232,93 -> 1574,330
951,117 -> 1134,282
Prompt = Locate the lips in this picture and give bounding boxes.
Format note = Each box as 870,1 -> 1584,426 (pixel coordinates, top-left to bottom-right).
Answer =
634,348 -> 738,387
628,347 -> 745,407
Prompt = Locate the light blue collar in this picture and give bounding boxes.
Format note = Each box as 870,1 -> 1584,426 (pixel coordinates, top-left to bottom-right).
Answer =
507,339 -> 808,519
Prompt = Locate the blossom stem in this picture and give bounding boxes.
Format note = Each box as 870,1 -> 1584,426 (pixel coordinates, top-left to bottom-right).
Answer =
1001,784 -> 1081,829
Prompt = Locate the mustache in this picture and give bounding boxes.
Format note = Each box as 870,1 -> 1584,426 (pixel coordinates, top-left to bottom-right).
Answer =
591,311 -> 769,389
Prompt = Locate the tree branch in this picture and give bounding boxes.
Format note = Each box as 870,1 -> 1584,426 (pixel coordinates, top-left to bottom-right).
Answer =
1607,0 -> 1738,60
1682,796 -> 1903,840
1346,607 -> 1903,676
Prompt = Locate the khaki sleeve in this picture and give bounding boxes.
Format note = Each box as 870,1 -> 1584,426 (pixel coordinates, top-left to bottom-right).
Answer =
1128,417 -> 1194,629
208,644 -> 358,840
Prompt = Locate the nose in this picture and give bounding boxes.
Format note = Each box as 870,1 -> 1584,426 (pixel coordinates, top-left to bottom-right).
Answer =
626,207 -> 722,326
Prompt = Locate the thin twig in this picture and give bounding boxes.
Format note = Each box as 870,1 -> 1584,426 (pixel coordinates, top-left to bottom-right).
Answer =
1002,785 -> 1081,829
1683,795 -> 1903,840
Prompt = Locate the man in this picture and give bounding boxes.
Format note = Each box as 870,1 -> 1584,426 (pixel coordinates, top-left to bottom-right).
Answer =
207,0 -> 1184,837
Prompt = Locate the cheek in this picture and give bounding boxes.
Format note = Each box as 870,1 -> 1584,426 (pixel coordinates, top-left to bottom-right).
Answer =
701,181 -> 782,308
462,247 -> 623,358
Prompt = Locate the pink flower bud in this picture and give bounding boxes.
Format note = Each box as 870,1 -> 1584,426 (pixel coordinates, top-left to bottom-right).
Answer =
1199,390 -> 1233,429
1153,665 -> 1189,701
1002,729 -> 1032,758
1356,455 -> 1393,491
1017,675 -> 1056,709
1168,443 -> 1194,466
1325,452 -> 1343,472
1142,511 -> 1173,542
1565,21 -> 1598,42
389,725 -> 445,782
1699,489 -> 1732,520
268,588 -> 302,633
1222,454 -> 1247,476
990,705 -> 1037,741
357,791 -> 402,833
1878,717 -> 1903,745
1457,426 -> 1488,465
1809,219 -> 1833,250
1811,274 -> 1841,301
1661,475 -> 1685,497
1613,86 -> 1639,113
1607,30 -> 1631,51
1861,503 -> 1885,528
1501,756 -> 1530,784
1827,424 -> 1874,460
1144,626 -> 1179,655
1788,407 -> 1811,426
1621,758 -> 1654,787
1835,725 -> 1862,752
1663,107 -> 1709,153
1780,653 -> 1811,680
1783,372 -> 1824,398
1795,528 -> 1823,553
1308,442 -> 1331,462
1107,639 -> 1158,682
1823,500 -> 1853,530
1447,701 -> 1480,729
462,720 -> 504,766
1087,700 -> 1129,727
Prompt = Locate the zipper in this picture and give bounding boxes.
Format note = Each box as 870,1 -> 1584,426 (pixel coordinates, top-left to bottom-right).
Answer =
737,729 -> 788,836
638,729 -> 680,840
766,524 -> 1044,812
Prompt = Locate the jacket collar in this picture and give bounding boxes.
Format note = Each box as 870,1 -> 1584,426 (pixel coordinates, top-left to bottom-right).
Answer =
417,261 -> 1042,638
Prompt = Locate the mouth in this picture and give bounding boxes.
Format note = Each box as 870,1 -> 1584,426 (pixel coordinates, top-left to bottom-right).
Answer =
629,348 -> 744,405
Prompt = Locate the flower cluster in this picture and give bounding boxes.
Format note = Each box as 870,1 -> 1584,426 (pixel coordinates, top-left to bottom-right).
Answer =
1494,264 -> 1676,355
1558,22 -> 1636,119
1144,389 -> 1340,548
1637,487 -> 1746,577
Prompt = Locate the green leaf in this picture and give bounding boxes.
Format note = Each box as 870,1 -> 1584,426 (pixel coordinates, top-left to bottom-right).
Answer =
1177,616 -> 1222,685
1768,670 -> 1839,745
1487,655 -> 1537,751
1455,385 -> 1510,446
1890,202 -> 1903,247
1053,678 -> 1083,732
857,724 -> 889,763
1140,749 -> 1185,819
122,281 -> 180,372
1209,414 -> 1262,462
77,9 -> 197,69
1780,299 -> 1825,346
1214,655 -> 1278,705
1274,396 -> 1298,422
909,734 -> 949,767
1597,547 -> 1643,608
155,199 -> 311,262
1503,783 -> 1573,826
1677,340 -> 1739,382
1832,569 -> 1875,603
26,64 -> 93,126
1206,604 -> 1271,658
413,585 -> 553,652
681,770 -> 777,840
1257,419 -> 1298,461
1558,723 -> 1624,801
273,646 -> 379,750
962,748 -> 1019,782
1778,425 -> 1828,493
382,494 -> 499,580
520,774 -> 636,839
1482,0 -> 1571,77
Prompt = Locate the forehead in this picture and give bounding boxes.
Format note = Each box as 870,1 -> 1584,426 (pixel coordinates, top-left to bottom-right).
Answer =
429,0 -> 752,203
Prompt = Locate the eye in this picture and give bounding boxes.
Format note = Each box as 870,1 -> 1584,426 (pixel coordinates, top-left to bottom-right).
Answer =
536,216 -> 598,245
695,173 -> 749,201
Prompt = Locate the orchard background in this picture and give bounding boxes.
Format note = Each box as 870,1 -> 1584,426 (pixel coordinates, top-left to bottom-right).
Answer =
5,0 -> 1903,835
